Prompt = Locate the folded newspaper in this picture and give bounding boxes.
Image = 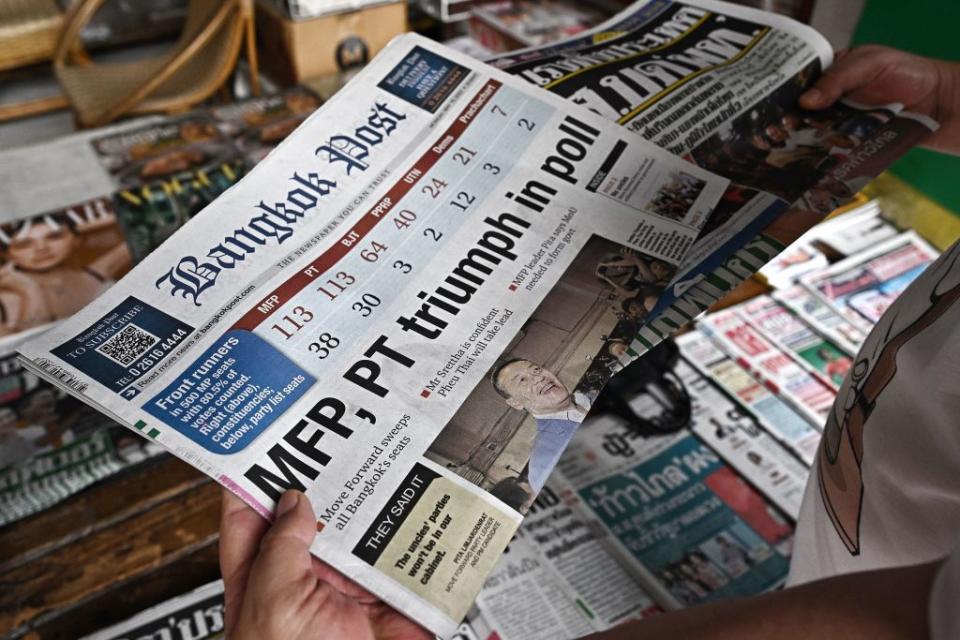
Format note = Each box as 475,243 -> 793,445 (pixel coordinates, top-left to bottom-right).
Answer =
17,2 -> 937,634
19,32 -> 727,635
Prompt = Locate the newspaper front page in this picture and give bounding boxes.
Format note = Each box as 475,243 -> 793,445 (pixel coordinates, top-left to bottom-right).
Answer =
555,416 -> 794,610
699,308 -> 835,428
488,0 -> 938,355
758,199 -> 897,287
80,580 -> 226,640
0,90 -> 321,525
476,480 -> 659,638
773,284 -> 866,356
800,230 -> 939,333
20,34 -> 728,635
738,295 -> 852,389
676,329 -> 820,464
671,342 -> 809,518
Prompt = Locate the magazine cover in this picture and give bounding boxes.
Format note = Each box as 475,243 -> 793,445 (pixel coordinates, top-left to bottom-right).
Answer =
90,115 -> 242,190
112,158 -> 248,264
0,198 -> 131,337
210,87 -> 324,165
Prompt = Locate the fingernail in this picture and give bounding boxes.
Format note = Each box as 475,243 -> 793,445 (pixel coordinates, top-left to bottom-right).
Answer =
277,491 -> 300,517
801,89 -> 821,105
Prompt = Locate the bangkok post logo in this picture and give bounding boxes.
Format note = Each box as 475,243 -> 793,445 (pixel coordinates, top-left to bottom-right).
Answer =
156,102 -> 407,306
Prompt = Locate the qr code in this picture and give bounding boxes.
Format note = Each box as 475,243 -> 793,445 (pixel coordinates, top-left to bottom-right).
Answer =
95,324 -> 159,366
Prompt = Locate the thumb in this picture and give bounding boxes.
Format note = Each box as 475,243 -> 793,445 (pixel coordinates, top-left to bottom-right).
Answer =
248,491 -> 318,591
799,48 -> 882,110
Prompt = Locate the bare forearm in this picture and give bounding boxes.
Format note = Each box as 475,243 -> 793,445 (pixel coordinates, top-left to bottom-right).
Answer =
592,561 -> 940,640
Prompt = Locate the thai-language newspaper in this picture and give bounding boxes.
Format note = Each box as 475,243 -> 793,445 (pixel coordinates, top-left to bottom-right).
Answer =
554,415 -> 794,610
488,0 -> 937,356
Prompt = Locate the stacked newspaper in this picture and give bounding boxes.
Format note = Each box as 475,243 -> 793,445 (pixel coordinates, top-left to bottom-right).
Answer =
80,581 -> 226,640
18,0 -> 937,634
0,89 -> 322,525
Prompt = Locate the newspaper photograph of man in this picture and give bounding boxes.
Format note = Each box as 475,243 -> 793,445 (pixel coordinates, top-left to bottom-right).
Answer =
424,236 -> 675,514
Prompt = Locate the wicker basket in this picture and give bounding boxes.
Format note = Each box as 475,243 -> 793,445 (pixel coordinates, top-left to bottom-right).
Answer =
0,0 -> 65,72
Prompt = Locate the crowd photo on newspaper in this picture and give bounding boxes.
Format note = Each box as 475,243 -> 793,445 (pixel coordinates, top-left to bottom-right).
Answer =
3,0 -> 958,638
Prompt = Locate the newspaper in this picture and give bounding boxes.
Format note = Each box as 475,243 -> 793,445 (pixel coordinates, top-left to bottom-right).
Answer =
20,33 -> 730,635
556,416 -> 794,610
699,308 -> 835,428
737,295 -> 851,389
756,238 -> 827,289
0,116 -> 162,222
800,230 -> 939,333
469,1 -> 606,53
772,284 -> 865,356
14,2 -> 941,627
475,480 -> 659,639
676,329 -> 820,464
670,341 -> 809,518
0,90 -> 322,525
487,0 -> 938,356
758,198 -> 897,287
80,580 -> 225,640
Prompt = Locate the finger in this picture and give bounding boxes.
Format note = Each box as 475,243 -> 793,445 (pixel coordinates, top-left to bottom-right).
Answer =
219,489 -> 269,634
247,490 -> 318,594
311,557 -> 381,603
799,49 -> 884,109
364,601 -> 432,640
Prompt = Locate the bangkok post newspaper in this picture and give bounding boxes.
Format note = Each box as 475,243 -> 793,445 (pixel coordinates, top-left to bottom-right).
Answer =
20,34 -> 727,635
487,0 -> 939,355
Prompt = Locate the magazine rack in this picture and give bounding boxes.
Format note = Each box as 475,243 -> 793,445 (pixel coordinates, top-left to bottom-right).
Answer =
53,0 -> 260,128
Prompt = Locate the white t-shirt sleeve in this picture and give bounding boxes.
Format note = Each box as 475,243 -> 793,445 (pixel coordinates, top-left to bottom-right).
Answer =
930,544 -> 960,640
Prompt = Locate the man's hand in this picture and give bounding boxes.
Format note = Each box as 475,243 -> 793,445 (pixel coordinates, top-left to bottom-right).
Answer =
220,489 -> 431,640
799,45 -> 960,155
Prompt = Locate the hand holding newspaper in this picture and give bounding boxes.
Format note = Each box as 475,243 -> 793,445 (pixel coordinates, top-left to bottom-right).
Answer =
17,0 -> 940,633
19,33 -> 725,635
